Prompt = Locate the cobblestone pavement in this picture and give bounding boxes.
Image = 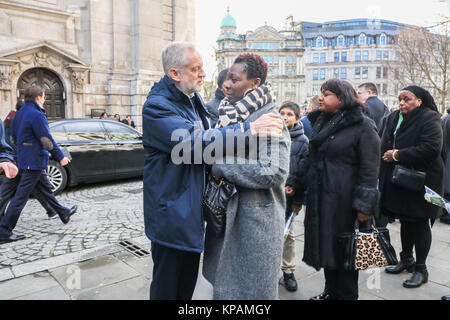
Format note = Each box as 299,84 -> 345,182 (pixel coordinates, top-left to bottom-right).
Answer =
0,178 -> 145,268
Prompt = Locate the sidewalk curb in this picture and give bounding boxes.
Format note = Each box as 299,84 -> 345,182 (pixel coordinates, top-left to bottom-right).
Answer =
0,244 -> 122,282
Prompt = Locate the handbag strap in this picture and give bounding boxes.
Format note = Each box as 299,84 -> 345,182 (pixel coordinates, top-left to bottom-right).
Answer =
354,218 -> 377,234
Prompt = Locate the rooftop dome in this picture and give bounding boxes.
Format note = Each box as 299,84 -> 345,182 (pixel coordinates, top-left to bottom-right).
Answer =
221,8 -> 236,28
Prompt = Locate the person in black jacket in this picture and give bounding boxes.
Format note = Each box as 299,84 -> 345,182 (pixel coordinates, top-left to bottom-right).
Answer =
205,68 -> 228,128
440,108 -> 450,224
380,85 -> 444,289
357,83 -> 390,132
279,101 -> 309,292
298,79 -> 380,300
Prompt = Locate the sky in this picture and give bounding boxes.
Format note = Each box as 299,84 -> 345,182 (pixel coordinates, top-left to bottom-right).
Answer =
195,0 -> 449,80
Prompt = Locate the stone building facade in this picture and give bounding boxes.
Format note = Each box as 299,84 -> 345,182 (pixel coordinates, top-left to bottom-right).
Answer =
216,11 -> 306,106
0,0 -> 196,128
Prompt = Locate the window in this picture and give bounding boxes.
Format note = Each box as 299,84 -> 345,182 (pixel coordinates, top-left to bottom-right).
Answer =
253,43 -> 258,49
363,51 -> 369,61
341,68 -> 347,79
382,84 -> 388,95
362,67 -> 368,79
274,43 -> 279,49
334,52 -> 340,62
355,51 -> 361,61
287,56 -> 295,64
334,68 -> 339,78
320,53 -> 326,63
380,34 -> 386,45
331,39 -> 336,47
320,69 -> 326,80
64,121 -> 107,141
367,37 -> 373,45
313,84 -> 320,95
338,35 -> 344,46
313,69 -> 319,80
324,39 -> 329,47
383,51 -> 389,59
274,56 -> 279,63
310,39 -> 315,47
104,122 -> 140,141
376,50 -> 382,60
268,56 -> 273,64
355,67 -> 361,79
359,34 -> 366,45
383,67 -> 388,79
313,53 -> 319,63
341,52 -> 347,62
50,124 -> 67,141
317,37 -> 323,47
376,67 -> 382,79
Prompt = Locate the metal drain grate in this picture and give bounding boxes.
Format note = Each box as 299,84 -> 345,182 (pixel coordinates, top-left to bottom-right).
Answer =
118,240 -> 150,258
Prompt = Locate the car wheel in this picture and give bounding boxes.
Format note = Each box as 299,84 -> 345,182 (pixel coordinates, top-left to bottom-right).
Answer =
46,160 -> 68,195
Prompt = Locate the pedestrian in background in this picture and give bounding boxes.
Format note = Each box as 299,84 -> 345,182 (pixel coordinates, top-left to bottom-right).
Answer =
357,82 -> 390,131
300,96 -> 320,139
0,85 -> 77,244
279,101 -> 309,292
440,107 -> 450,225
202,52 -> 290,300
205,68 -> 228,128
100,112 -> 108,119
142,43 -> 283,300
122,115 -> 136,128
114,114 -> 120,122
299,79 -> 380,300
380,86 -> 444,288
4,100 -> 24,147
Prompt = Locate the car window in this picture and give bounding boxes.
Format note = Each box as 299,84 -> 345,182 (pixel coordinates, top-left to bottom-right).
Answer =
63,122 -> 107,141
103,122 -> 140,141
50,124 -> 67,141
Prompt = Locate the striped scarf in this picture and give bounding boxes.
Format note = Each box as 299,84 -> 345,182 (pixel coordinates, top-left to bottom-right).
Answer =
215,82 -> 273,128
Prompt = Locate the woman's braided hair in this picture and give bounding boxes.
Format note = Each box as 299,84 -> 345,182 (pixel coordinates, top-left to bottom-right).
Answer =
234,53 -> 268,84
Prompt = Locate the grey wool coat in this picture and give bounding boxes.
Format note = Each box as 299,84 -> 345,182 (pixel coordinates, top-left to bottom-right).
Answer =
202,101 -> 291,300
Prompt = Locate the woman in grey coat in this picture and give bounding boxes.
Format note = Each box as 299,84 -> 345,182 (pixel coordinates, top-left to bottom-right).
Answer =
202,53 -> 290,300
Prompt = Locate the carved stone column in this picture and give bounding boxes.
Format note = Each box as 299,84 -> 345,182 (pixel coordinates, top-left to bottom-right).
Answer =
66,64 -> 89,118
0,58 -> 19,109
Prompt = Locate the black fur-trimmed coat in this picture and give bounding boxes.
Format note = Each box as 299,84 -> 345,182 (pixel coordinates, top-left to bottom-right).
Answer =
301,104 -> 381,270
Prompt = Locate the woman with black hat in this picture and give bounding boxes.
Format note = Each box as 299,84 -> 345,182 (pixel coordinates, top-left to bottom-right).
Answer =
379,85 -> 444,288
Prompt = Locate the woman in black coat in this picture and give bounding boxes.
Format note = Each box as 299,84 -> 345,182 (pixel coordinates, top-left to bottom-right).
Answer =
301,79 -> 380,300
379,85 -> 444,288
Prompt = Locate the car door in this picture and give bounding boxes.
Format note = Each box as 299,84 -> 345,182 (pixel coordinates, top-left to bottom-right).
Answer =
102,121 -> 144,176
63,121 -> 116,180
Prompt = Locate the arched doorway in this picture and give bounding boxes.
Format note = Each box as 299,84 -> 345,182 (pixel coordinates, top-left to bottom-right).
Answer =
17,68 -> 65,120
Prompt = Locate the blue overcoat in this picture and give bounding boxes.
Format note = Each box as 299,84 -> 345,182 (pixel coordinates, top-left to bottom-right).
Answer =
142,75 -> 250,253
10,101 -> 64,170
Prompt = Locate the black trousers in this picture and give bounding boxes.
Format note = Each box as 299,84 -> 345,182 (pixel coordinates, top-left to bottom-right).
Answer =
0,170 -> 69,238
150,242 -> 200,300
0,173 -> 54,217
324,268 -> 359,300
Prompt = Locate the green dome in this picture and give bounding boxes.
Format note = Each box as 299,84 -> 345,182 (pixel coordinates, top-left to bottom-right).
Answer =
221,8 -> 236,28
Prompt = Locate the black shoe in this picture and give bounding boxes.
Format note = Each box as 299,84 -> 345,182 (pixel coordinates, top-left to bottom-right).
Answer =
59,205 -> 77,224
403,264 -> 428,288
385,252 -> 415,274
310,291 -> 332,300
441,296 -> 450,300
47,211 -> 58,219
0,233 -> 26,244
283,272 -> 298,292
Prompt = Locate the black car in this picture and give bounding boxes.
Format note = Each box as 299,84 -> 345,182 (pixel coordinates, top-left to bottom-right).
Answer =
47,119 -> 144,194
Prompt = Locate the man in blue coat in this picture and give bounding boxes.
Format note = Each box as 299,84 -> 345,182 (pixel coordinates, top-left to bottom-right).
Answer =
0,85 -> 77,244
142,42 -> 284,300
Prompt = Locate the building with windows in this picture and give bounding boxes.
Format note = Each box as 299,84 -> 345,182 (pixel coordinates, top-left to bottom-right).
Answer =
0,0 -> 196,128
215,11 -> 306,106
301,19 -> 407,108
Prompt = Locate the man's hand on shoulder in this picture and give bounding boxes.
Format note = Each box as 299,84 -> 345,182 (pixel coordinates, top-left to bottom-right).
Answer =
0,162 -> 18,179
250,113 -> 283,137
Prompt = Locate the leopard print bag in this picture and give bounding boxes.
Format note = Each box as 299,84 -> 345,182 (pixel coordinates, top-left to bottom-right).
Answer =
338,220 -> 398,271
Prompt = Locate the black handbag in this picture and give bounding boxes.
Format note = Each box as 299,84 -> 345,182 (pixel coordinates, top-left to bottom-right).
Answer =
337,219 -> 398,271
391,165 -> 426,191
202,174 -> 236,237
